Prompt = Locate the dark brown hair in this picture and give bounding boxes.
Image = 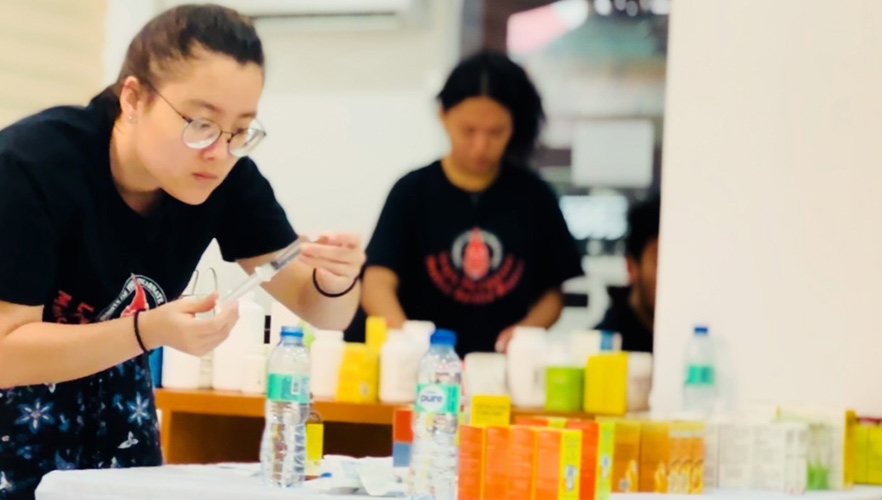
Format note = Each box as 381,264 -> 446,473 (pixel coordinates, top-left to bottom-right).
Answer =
438,51 -> 545,164
625,192 -> 661,260
111,4 -> 264,100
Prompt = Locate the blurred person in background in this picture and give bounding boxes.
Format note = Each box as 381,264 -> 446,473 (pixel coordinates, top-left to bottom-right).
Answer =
595,193 -> 660,352
361,51 -> 583,358
0,6 -> 364,499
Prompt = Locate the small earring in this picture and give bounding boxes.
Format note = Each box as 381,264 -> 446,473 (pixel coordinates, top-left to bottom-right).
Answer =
128,115 -> 135,123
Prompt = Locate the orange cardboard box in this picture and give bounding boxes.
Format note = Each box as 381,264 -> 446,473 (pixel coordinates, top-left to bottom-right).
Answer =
566,420 -> 599,500
485,426 -> 511,499
609,420 -> 640,493
534,428 -> 582,500
393,407 -> 413,442
639,421 -> 671,493
514,416 -> 569,429
459,425 -> 486,500
508,426 -> 539,500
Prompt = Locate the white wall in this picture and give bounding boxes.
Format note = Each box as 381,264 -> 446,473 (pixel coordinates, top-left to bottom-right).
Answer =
0,0 -> 105,126
104,1 -> 462,307
246,0 -> 459,238
103,0 -> 157,85
654,0 -> 882,415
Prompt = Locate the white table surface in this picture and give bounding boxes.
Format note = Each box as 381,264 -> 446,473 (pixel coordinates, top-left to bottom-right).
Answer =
35,463 -> 882,500
36,464 -> 358,500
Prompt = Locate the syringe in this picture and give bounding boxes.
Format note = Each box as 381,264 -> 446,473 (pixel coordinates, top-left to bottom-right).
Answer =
217,236 -> 311,307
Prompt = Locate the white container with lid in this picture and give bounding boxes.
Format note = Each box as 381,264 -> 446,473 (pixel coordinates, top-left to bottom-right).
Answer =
506,326 -> 548,407
212,292 -> 264,391
310,329 -> 345,400
402,320 -> 435,357
379,329 -> 421,403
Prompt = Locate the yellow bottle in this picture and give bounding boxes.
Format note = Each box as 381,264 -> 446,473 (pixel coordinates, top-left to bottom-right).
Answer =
305,408 -> 323,479
365,316 -> 388,354
584,353 -> 628,416
335,342 -> 379,403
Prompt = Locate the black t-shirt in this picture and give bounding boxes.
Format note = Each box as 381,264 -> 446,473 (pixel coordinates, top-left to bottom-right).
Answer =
366,161 -> 583,357
594,286 -> 654,353
0,90 -> 295,499
0,90 -> 296,311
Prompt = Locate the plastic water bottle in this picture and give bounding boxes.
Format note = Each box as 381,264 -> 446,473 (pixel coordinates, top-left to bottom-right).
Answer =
260,326 -> 311,487
409,329 -> 462,500
682,325 -> 717,414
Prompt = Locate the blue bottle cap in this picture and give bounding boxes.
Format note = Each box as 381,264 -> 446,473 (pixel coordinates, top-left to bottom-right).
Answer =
600,330 -> 616,351
694,325 -> 709,335
281,325 -> 304,338
430,329 -> 456,347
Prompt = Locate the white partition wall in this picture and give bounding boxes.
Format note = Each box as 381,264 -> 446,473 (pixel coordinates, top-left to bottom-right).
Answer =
654,0 -> 882,414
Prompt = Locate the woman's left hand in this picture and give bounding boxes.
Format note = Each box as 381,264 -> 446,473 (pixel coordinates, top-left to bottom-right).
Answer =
298,233 -> 366,295
495,325 -> 517,353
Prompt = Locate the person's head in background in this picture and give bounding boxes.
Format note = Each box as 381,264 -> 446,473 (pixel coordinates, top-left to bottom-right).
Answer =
437,51 -> 544,180
111,5 -> 266,209
625,193 -> 661,328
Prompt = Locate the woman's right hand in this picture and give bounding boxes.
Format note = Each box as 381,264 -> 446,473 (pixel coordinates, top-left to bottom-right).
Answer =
138,293 -> 239,356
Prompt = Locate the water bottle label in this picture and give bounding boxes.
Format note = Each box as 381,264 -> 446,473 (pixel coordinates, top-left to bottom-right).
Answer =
267,374 -> 310,403
414,383 -> 460,414
685,365 -> 715,385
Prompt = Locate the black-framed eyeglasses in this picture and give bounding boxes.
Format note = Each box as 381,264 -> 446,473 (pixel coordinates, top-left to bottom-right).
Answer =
149,86 -> 267,158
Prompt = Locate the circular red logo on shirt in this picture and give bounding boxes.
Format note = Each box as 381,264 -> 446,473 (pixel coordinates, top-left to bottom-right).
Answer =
97,274 -> 167,321
451,227 -> 503,281
425,227 -> 524,305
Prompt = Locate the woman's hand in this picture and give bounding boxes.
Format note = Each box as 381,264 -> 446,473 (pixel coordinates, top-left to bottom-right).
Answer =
495,325 -> 517,353
298,233 -> 366,295
139,293 -> 239,356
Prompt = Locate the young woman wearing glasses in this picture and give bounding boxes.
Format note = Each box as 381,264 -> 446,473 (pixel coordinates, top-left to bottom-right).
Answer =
0,6 -> 363,498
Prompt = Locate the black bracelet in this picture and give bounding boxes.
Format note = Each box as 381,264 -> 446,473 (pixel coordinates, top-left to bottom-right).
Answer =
133,310 -> 150,354
312,269 -> 358,298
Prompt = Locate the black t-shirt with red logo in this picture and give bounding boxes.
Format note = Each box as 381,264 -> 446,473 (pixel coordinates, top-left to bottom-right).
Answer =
366,161 -> 583,357
0,90 -> 295,499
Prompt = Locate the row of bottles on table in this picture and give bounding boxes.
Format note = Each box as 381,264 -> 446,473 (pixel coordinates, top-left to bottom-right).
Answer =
478,327 -> 654,416
156,297 -> 341,395
355,317 -> 652,414
155,297 -> 714,419
258,321 -> 467,495
505,327 -> 625,408
154,301 -> 655,420
307,317 -> 435,404
153,299 -> 438,404
307,316 -> 654,417
308,319 -> 715,422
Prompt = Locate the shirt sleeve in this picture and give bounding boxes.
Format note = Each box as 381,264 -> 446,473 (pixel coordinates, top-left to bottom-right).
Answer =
365,174 -> 415,276
0,155 -> 57,306
215,158 -> 298,262
532,179 -> 584,291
